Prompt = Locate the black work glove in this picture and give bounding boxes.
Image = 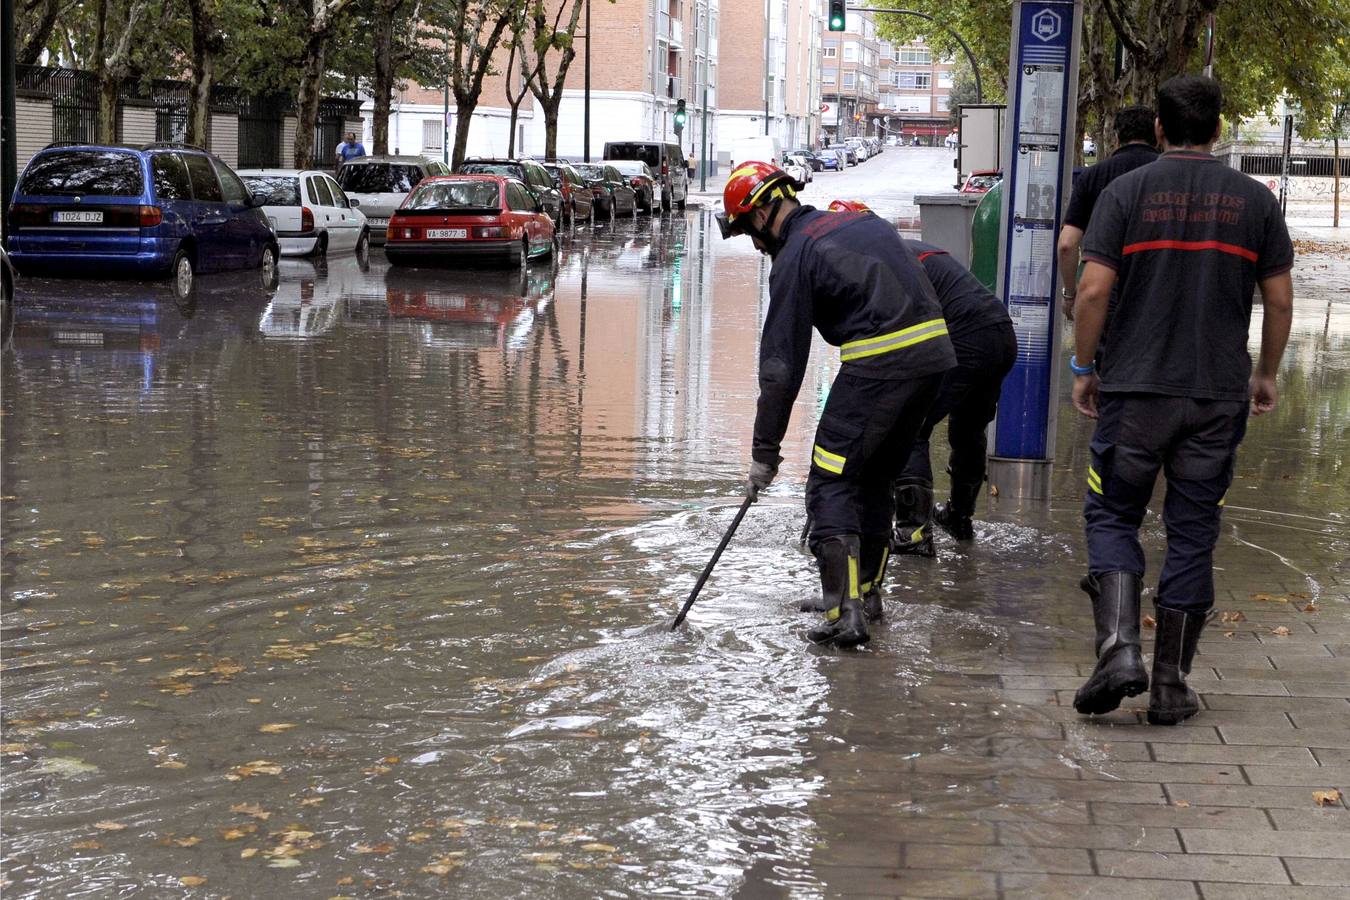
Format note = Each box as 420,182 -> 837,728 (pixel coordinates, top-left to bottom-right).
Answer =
746,460 -> 778,502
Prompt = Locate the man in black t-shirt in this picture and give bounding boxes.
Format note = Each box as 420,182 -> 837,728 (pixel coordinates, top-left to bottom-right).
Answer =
1057,106 -> 1159,321
1069,76 -> 1294,726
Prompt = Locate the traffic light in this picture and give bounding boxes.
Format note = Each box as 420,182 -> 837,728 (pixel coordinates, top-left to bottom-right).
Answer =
828,0 -> 846,31
673,99 -> 687,134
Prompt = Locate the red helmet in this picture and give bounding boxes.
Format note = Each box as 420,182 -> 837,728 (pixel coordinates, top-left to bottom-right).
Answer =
828,199 -> 872,213
717,161 -> 800,239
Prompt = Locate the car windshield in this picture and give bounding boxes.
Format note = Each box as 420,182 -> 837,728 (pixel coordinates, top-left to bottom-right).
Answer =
336,164 -> 420,193
458,163 -> 523,179
240,175 -> 300,206
574,165 -> 605,180
609,161 -> 649,177
404,181 -> 501,211
605,144 -> 660,168
20,150 -> 143,196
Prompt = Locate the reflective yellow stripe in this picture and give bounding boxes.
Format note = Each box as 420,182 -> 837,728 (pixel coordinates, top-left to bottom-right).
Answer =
848,556 -> 859,600
825,605 -> 841,622
840,318 -> 949,362
1087,466 -> 1103,495
1218,494 -> 1226,507
910,525 -> 925,543
813,445 -> 846,474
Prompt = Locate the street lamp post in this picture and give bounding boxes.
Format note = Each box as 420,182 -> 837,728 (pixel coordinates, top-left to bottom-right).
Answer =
584,0 -> 591,162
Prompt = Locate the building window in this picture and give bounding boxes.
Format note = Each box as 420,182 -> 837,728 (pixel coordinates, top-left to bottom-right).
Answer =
898,47 -> 932,65
842,72 -> 856,88
823,46 -> 837,58
822,68 -> 836,84
865,49 -> 876,67
422,118 -> 442,150
938,71 -> 954,88
894,71 -> 932,90
843,42 -> 858,61
936,95 -> 950,112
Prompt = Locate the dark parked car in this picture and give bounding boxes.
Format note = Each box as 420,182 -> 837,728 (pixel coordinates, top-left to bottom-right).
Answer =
454,157 -> 565,227
539,161 -> 595,227
573,163 -> 638,222
8,143 -> 278,296
384,175 -> 556,269
603,140 -> 688,211
792,149 -> 824,172
607,160 -> 658,214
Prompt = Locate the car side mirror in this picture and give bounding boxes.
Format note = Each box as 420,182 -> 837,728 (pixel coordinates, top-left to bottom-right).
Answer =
249,191 -> 267,208
347,197 -> 360,208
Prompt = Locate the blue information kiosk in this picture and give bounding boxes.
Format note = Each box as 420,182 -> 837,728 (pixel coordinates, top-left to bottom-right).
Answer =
987,0 -> 1083,500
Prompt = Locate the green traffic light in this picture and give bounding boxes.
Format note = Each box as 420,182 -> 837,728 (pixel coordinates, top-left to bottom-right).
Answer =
829,15 -> 844,30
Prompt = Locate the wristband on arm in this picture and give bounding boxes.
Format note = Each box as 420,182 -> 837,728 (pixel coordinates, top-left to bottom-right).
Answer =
1069,355 -> 1096,376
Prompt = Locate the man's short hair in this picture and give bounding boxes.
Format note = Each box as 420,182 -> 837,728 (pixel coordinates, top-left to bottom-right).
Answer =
1115,105 -> 1156,145
1157,76 -> 1222,147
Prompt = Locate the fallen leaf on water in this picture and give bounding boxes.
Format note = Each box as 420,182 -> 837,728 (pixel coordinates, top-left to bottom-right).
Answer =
1,743 -> 31,755
171,836 -> 202,847
157,760 -> 188,770
336,875 -> 354,886
527,852 -> 561,864
230,802 -> 272,820
1220,610 -> 1246,623
581,843 -> 618,853
34,756 -> 99,777
1270,626 -> 1292,637
1303,603 -> 1318,613
258,723 -> 297,734
407,831 -> 433,844
354,843 -> 395,855
1223,631 -> 1236,639
240,848 -> 259,859
222,826 -> 256,840
1173,800 -> 1191,808
1312,790 -> 1342,807
226,760 -> 282,780
268,858 -> 302,868
299,797 -> 324,807
420,858 -> 463,876
1142,615 -> 1156,629
93,821 -> 127,831
178,876 -> 206,886
71,840 -> 103,850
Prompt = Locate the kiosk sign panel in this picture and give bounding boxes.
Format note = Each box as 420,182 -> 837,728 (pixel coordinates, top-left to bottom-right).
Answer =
992,0 -> 1082,463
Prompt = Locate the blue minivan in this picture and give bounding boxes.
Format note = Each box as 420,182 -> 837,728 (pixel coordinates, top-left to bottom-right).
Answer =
8,143 -> 278,295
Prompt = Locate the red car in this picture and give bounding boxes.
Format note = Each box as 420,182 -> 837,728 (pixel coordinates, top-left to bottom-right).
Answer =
385,175 -> 556,268
960,170 -> 1002,194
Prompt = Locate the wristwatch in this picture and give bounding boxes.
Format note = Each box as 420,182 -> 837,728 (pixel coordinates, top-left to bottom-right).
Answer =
1060,286 -> 1076,300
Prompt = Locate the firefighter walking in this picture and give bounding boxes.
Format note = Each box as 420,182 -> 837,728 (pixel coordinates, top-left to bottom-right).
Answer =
718,163 -> 955,648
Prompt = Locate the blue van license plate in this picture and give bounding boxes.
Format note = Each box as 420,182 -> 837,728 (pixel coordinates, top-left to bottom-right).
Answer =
54,211 -> 104,224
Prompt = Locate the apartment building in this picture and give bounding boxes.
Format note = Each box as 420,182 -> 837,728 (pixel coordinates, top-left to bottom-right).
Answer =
717,0 -> 824,156
819,10 -> 881,143
875,38 -> 956,145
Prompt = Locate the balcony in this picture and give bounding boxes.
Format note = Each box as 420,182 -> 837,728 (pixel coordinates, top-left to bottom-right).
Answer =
657,12 -> 684,47
669,18 -> 683,47
667,75 -> 683,100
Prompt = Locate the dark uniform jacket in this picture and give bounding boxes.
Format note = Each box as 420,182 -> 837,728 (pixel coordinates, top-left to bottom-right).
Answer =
903,239 -> 1012,341
752,206 -> 956,465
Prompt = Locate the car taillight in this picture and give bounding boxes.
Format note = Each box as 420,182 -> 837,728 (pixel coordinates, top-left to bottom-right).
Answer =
139,205 -> 162,227
9,204 -> 44,230
631,178 -> 642,187
474,226 -> 506,238
301,206 -> 314,232
661,162 -> 668,176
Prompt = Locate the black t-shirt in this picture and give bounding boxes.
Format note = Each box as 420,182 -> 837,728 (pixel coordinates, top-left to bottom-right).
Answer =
1064,143 -> 1159,230
1082,151 -> 1294,401
903,239 -> 1011,339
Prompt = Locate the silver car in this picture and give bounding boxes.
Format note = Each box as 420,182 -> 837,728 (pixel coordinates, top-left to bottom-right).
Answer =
334,155 -> 451,244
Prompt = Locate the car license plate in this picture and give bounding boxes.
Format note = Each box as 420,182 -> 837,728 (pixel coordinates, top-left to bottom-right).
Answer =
426,228 -> 467,240
369,217 -> 388,226
53,210 -> 103,224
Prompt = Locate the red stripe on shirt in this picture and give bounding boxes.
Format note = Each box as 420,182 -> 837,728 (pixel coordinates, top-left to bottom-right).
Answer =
916,250 -> 947,261
1121,239 -> 1258,262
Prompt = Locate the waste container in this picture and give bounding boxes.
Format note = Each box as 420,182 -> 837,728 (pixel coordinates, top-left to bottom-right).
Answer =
969,180 -> 1003,292
914,192 -> 981,268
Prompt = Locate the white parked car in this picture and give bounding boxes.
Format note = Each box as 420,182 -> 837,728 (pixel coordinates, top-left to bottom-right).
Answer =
238,169 -> 369,258
335,155 -> 450,244
784,154 -> 814,183
781,157 -> 811,185
847,139 -> 870,162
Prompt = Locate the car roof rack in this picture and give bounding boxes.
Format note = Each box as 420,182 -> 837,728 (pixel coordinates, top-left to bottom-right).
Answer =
142,141 -> 209,152
42,141 -> 141,150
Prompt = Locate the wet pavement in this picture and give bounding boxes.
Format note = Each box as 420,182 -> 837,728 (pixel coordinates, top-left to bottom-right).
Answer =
3,152 -> 1349,898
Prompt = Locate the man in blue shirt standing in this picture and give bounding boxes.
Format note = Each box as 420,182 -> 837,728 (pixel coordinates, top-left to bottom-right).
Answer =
336,131 -> 366,167
1069,76 -> 1294,725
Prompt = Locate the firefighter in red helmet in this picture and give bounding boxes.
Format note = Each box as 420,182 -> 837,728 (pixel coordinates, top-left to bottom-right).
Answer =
720,162 -> 955,647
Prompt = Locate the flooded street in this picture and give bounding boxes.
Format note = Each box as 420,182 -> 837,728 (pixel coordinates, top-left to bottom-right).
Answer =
4,161 -> 1349,897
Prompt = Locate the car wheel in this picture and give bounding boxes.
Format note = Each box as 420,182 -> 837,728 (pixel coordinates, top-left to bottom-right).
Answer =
258,244 -> 279,290
355,229 -> 370,268
518,237 -> 530,272
170,248 -> 195,300
1,263 -> 14,350
677,196 -> 686,211
661,191 -> 671,214
607,200 -> 616,225
310,233 -> 328,258
630,198 -> 638,220
588,202 -> 595,228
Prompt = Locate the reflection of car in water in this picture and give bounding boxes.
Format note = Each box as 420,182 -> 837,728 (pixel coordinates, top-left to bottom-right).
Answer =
382,266 -> 554,350
257,254 -> 372,340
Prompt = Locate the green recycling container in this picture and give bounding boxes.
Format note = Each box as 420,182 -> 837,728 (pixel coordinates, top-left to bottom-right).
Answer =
970,179 -> 1002,293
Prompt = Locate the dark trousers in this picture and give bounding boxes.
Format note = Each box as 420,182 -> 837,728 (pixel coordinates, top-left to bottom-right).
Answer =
1084,393 -> 1248,613
807,371 -> 943,548
898,323 -> 1018,495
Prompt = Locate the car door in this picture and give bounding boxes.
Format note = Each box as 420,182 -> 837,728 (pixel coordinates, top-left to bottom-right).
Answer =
307,174 -> 341,248
213,158 -> 264,267
183,153 -> 232,271
325,176 -> 363,249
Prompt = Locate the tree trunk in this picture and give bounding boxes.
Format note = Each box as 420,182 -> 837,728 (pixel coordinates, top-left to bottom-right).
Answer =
19,0 -> 62,65
186,2 -> 216,147
97,76 -> 120,143
371,7 -> 395,154
1334,136 -> 1341,228
293,30 -> 327,168
452,98 -> 474,168
543,94 -> 562,159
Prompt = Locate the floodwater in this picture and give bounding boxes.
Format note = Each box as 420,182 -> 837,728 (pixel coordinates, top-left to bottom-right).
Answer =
2,211 -> 1347,898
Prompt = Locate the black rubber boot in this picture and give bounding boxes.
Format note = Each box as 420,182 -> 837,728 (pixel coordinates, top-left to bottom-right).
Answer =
891,480 -> 935,557
860,535 -> 890,622
1147,604 -> 1206,726
933,475 -> 981,542
805,535 -> 870,648
1073,572 -> 1150,715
